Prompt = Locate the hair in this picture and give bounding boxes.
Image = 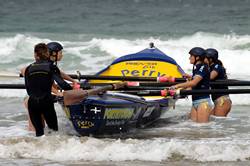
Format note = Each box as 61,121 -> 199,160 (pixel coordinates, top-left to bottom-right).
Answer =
214,59 -> 223,66
193,55 -> 206,65
34,43 -> 49,60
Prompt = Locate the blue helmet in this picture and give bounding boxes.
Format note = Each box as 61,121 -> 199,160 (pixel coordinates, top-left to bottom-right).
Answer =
189,47 -> 206,57
47,42 -> 63,53
206,48 -> 218,60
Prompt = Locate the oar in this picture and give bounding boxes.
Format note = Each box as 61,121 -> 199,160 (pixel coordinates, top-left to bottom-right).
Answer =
57,74 -> 250,83
63,82 -> 127,106
2,73 -> 250,85
175,89 -> 250,96
210,80 -> 250,86
67,75 -> 184,82
118,90 -> 163,96
119,88 -> 250,97
0,73 -> 22,78
7,73 -> 183,82
161,88 -> 250,97
0,84 -> 25,89
1,79 -> 250,90
123,80 -> 250,87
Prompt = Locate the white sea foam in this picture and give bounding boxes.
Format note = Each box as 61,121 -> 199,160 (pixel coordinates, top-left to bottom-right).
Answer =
0,34 -> 51,63
1,136 -> 250,162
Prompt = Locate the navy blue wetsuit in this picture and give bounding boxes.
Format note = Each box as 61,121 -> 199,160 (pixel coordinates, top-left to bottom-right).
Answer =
192,63 -> 210,101
25,60 -> 72,136
210,63 -> 228,101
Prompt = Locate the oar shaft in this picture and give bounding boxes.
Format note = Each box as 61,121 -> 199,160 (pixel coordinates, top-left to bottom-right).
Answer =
179,89 -> 250,95
0,84 -> 25,89
119,88 -> 250,97
211,81 -> 250,86
119,90 -> 162,96
126,80 -> 250,87
4,73 -> 250,86
68,74 -> 163,81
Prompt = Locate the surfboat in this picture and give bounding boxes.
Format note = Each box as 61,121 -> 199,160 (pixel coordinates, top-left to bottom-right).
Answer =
60,46 -> 184,136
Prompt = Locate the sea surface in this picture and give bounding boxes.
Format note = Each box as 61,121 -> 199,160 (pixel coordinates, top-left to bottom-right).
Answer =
1,0 -> 250,165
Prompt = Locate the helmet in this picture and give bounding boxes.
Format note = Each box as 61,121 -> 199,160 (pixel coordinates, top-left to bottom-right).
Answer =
206,48 -> 218,60
189,47 -> 206,57
47,42 -> 63,53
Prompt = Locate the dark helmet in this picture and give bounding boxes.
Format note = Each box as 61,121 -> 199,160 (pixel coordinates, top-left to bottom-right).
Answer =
189,47 -> 206,57
206,48 -> 218,60
47,42 -> 63,53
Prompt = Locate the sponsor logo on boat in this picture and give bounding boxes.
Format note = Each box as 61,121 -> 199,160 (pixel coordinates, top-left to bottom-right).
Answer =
120,62 -> 166,77
106,120 -> 126,126
90,107 -> 101,114
104,108 -> 134,119
121,69 -> 165,77
77,120 -> 94,128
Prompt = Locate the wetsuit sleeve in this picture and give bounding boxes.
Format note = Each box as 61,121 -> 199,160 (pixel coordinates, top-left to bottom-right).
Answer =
51,65 -> 73,90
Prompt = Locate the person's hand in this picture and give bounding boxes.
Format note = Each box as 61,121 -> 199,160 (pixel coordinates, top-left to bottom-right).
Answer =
169,85 -> 177,90
112,82 -> 126,89
56,92 -> 63,97
73,82 -> 81,89
183,73 -> 192,79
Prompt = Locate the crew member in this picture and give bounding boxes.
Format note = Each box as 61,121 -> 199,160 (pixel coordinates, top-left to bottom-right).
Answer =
205,48 -> 232,116
24,43 -> 72,137
47,42 -> 77,85
172,47 -> 213,123
21,41 -> 77,131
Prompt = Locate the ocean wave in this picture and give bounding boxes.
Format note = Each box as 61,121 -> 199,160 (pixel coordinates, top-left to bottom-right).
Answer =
0,32 -> 250,104
1,32 -> 250,76
1,136 -> 250,162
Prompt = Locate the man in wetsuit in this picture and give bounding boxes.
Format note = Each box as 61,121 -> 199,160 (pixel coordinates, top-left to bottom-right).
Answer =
24,43 -> 72,137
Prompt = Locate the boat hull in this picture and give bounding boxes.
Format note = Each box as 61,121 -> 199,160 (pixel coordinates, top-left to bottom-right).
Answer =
61,92 -> 175,136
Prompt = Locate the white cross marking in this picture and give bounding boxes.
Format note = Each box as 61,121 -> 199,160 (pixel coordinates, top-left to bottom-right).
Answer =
90,107 -> 101,114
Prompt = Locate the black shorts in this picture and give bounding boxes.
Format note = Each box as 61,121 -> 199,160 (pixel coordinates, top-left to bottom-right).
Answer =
28,97 -> 58,136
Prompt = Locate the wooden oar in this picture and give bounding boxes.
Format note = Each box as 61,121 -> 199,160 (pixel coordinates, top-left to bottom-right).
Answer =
63,82 -> 127,106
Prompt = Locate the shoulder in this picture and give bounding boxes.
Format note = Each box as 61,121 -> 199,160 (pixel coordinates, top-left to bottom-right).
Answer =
213,63 -> 223,72
20,67 -> 27,76
214,64 -> 221,69
196,64 -> 208,72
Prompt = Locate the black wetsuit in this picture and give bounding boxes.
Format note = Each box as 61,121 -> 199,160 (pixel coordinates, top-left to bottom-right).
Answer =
24,60 -> 72,136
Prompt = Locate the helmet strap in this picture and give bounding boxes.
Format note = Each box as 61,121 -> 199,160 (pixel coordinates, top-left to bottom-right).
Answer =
194,56 -> 199,65
49,51 -> 58,65
55,52 -> 58,65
